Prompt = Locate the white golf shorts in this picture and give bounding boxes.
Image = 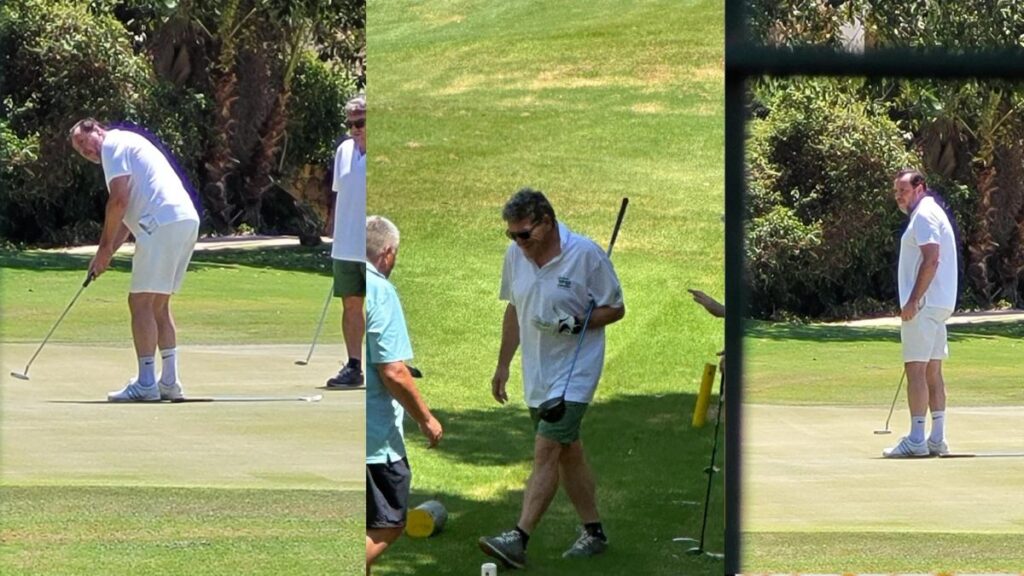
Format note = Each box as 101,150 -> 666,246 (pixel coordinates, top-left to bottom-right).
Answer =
130,219 -> 199,294
900,306 -> 953,363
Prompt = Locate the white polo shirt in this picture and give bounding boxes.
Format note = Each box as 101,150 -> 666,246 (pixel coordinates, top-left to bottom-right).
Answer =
898,195 -> 957,310
500,222 -> 624,408
100,129 -> 199,238
331,138 -> 366,262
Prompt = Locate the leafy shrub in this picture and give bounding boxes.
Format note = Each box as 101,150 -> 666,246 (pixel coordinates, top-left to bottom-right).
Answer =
747,78 -> 918,319
0,0 -> 152,245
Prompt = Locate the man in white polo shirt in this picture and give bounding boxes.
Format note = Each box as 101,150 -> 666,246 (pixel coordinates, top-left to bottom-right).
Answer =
69,118 -> 200,402
326,94 -> 367,389
884,168 -> 958,458
480,188 -> 624,569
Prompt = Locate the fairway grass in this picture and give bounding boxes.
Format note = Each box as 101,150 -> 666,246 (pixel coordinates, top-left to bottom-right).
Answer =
744,321 -> 1024,573
369,0 -> 725,574
2,247 -> 364,573
745,531 -> 1024,573
0,486 -> 361,576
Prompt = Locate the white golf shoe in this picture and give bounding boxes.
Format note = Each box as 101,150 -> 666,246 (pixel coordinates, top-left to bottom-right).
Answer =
882,436 -> 929,458
159,380 -> 184,402
927,438 -> 950,456
107,379 -> 160,402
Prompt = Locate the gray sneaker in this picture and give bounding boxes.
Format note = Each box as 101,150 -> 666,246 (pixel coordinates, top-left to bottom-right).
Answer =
882,435 -> 929,458
326,365 -> 363,388
563,528 -> 608,558
928,438 -> 950,456
479,530 -> 526,569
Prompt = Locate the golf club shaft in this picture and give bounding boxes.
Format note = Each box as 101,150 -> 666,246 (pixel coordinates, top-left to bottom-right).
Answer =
696,369 -> 726,549
300,284 -> 334,364
883,368 -> 906,431
18,273 -> 93,376
607,197 -> 628,257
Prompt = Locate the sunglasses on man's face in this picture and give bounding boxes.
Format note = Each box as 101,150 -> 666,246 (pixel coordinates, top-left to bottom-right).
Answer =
505,222 -> 540,241
346,117 -> 366,129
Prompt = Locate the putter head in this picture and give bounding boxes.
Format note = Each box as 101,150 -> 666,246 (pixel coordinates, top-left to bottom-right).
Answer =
538,397 -> 566,423
294,360 -> 309,366
685,546 -> 704,556
10,371 -> 30,381
873,429 -> 892,435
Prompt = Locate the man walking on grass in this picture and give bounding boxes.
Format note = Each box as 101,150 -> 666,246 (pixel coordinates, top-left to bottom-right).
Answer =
480,188 -> 624,569
365,216 -> 443,575
327,94 -> 367,388
884,168 -> 958,458
70,118 -> 199,402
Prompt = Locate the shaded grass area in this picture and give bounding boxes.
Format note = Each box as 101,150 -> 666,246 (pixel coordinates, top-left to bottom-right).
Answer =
746,321 -> 1024,405
0,246 -> 338,344
384,392 -> 724,576
0,486 -> 361,575
744,531 -> 1024,573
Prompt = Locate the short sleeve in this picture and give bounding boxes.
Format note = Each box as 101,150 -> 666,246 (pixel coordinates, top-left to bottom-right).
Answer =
332,142 -> 345,193
366,283 -> 413,365
101,137 -> 131,186
913,207 -> 942,247
587,246 -> 624,308
499,247 -> 515,304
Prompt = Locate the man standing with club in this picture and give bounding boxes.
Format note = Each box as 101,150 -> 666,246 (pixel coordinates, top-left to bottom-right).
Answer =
327,94 -> 367,388
69,118 -> 199,402
884,168 -> 958,458
480,188 -> 624,568
365,216 -> 443,575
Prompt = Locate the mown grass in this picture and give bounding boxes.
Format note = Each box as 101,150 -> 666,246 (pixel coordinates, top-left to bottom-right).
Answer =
368,1 -> 725,574
0,486 -> 362,576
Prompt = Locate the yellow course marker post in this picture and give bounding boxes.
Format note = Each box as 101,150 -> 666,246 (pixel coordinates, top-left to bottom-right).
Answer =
692,363 -> 716,428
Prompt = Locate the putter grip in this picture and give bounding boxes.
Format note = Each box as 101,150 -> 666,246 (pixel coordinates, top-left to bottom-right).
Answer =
83,272 -> 95,287
607,197 -> 628,257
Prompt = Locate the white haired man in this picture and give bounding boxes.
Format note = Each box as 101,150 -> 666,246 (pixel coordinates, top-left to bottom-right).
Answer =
365,215 -> 443,574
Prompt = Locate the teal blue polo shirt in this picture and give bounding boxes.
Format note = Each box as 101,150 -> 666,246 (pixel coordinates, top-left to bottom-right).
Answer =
365,262 -> 413,464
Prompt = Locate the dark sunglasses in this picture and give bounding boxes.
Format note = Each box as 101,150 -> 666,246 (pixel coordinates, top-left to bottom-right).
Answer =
505,222 -> 540,241
346,118 -> 366,129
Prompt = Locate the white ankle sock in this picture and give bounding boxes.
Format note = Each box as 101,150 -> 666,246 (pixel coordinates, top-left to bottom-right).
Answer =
929,410 -> 945,442
138,356 -> 157,386
909,415 -> 927,443
160,348 -> 178,384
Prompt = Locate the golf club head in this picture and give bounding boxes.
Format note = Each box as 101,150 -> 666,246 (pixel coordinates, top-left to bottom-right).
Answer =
294,360 -> 309,366
538,397 -> 566,423
406,364 -> 423,378
10,371 -> 29,380
685,546 -> 705,556
873,429 -> 892,435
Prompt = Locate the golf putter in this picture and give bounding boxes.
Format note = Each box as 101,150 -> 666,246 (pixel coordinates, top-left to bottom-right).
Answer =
10,272 -> 94,380
675,367 -> 725,560
874,368 -> 906,435
537,197 -> 629,423
295,284 -> 334,365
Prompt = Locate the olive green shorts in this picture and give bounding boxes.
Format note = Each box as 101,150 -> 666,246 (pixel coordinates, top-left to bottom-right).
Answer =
529,401 -> 588,444
332,259 -> 366,297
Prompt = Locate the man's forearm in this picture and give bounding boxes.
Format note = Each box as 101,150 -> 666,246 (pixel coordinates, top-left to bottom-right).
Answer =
380,363 -> 434,425
584,304 -> 625,330
497,305 -> 519,368
909,259 -> 939,304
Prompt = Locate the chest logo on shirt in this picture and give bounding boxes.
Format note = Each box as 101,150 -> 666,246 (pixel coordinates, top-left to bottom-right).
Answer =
557,276 -> 572,289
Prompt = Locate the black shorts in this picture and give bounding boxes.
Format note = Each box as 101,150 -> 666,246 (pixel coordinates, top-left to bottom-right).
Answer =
366,458 -> 411,529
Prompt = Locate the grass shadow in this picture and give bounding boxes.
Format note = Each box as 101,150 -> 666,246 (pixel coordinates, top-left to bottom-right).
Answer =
378,392 -> 725,576
748,319 -> 1024,344
0,244 -> 334,277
